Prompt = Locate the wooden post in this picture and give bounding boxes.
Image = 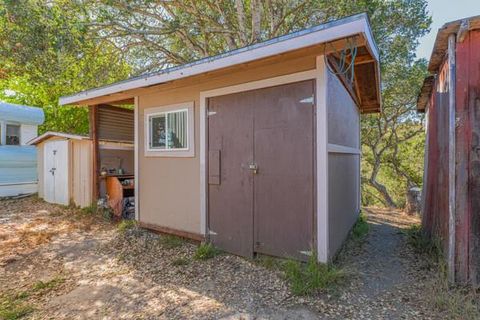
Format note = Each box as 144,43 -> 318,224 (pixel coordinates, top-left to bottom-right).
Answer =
89,105 -> 99,203
447,33 -> 456,283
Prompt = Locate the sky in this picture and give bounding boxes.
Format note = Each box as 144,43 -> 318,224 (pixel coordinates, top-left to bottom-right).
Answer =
416,0 -> 480,60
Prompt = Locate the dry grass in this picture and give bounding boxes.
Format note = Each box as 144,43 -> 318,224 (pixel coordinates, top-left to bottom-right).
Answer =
405,224 -> 480,319
0,196 -> 109,264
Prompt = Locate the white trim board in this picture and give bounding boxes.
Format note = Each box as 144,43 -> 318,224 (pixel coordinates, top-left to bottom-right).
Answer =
60,14 -> 378,106
316,56 -> 329,263
134,96 -> 139,221
199,68 -> 319,238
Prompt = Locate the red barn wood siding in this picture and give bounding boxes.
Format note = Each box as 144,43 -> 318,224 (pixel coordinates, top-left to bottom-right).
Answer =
457,29 -> 480,285
423,59 -> 451,257
423,28 -> 480,284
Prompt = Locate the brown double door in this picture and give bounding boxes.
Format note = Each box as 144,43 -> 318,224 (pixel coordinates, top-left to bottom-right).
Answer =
208,80 -> 315,260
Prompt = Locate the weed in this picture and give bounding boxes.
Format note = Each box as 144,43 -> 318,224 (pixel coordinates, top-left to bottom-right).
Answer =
352,213 -> 369,239
31,277 -> 64,292
194,243 -> 220,260
282,255 -> 345,296
171,257 -> 190,266
117,220 -> 137,232
0,295 -> 33,320
405,225 -> 480,318
159,235 -> 185,249
81,204 -> 98,215
404,224 -> 441,263
255,255 -> 283,270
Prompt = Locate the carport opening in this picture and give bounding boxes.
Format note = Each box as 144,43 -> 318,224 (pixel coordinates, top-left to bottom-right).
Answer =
90,104 -> 135,220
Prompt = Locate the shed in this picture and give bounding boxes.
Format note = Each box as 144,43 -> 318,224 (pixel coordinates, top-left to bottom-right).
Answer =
0,101 -> 44,197
417,15 -> 480,284
29,130 -> 134,208
59,13 -> 381,262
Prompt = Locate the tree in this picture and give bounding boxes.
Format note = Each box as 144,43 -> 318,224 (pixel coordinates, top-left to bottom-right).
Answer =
1,0 -> 431,208
0,0 -> 131,134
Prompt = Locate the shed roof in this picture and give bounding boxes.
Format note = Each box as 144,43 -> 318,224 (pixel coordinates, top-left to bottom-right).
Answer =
27,131 -> 88,145
27,131 -> 135,147
59,13 -> 382,113
417,15 -> 480,112
0,101 -> 44,125
428,15 -> 480,73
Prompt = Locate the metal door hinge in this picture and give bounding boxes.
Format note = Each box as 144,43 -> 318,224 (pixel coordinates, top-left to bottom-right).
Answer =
299,250 -> 313,256
300,96 -> 314,104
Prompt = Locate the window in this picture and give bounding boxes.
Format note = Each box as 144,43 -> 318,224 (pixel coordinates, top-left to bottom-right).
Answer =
145,102 -> 194,157
6,124 -> 20,145
149,109 -> 188,150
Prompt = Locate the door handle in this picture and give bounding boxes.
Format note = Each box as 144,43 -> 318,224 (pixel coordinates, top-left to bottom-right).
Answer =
248,163 -> 258,174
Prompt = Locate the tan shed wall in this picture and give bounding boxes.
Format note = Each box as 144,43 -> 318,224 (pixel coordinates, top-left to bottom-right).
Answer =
326,70 -> 361,257
137,54 -> 317,235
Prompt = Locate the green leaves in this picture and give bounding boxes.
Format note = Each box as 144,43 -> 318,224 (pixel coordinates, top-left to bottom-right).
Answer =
0,0 -> 130,135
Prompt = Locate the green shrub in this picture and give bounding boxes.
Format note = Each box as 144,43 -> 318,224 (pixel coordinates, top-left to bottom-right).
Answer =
283,255 -> 345,296
194,243 -> 220,260
352,213 -> 369,238
117,220 -> 137,232
160,235 -> 185,249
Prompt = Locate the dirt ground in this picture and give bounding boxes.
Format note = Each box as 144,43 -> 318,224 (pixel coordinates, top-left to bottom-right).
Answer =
0,197 -> 474,319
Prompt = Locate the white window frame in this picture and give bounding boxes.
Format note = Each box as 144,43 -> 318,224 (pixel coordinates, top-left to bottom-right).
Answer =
144,102 -> 194,157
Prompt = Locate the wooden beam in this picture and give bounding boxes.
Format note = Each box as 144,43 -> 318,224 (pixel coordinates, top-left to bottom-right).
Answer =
447,33 -> 456,284
89,105 -> 100,203
457,19 -> 470,43
138,222 -> 204,242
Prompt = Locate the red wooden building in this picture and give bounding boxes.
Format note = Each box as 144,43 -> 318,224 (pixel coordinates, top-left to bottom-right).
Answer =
418,15 -> 480,284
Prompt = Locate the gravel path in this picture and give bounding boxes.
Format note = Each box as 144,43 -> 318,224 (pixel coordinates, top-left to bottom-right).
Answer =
0,197 -> 458,319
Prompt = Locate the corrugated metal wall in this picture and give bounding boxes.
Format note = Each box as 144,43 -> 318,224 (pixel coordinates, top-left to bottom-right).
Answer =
97,106 -> 134,142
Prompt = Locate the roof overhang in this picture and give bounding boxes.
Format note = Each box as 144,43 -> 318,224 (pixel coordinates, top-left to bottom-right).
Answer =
416,76 -> 435,112
60,13 -> 381,112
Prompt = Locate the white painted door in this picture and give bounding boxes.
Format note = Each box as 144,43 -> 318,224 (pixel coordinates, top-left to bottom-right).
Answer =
43,140 -> 69,205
